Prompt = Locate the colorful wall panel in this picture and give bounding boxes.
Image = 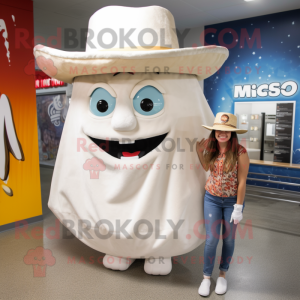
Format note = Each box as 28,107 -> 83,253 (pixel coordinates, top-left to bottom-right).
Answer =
0,0 -> 42,229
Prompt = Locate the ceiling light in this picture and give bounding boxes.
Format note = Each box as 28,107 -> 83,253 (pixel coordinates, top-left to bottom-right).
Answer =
244,0 -> 254,2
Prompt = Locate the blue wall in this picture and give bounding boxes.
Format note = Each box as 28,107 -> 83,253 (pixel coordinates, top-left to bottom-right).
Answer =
204,9 -> 300,164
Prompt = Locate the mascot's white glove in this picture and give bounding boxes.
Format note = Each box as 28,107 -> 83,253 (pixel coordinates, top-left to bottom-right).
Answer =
230,204 -> 243,224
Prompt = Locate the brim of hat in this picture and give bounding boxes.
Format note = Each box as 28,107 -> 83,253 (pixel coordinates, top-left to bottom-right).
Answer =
33,45 -> 229,83
202,125 -> 248,134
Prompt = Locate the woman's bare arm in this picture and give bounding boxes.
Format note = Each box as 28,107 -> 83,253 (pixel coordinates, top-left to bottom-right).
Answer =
196,139 -> 209,172
237,152 -> 250,205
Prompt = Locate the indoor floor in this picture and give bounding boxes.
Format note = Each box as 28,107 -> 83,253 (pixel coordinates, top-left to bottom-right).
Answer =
0,167 -> 299,300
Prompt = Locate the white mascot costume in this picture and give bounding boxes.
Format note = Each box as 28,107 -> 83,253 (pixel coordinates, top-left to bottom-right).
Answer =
34,6 -> 228,275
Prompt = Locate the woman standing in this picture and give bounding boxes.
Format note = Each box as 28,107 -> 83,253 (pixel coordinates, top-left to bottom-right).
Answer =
196,113 -> 250,296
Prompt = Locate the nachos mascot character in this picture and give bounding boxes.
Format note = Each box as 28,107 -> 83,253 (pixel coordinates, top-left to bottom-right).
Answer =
34,6 -> 228,275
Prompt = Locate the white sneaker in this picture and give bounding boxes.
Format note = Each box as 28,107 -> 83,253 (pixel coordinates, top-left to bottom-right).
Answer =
198,278 -> 211,296
144,257 -> 172,275
215,277 -> 227,295
103,255 -> 135,271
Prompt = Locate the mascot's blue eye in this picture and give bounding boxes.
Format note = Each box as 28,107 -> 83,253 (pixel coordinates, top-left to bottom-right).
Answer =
90,88 -> 116,116
133,86 -> 164,116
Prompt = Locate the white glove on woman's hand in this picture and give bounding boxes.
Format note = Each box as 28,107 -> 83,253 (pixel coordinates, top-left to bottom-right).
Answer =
230,204 -> 243,224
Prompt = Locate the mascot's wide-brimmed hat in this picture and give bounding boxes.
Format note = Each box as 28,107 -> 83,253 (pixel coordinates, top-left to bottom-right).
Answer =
202,112 -> 248,134
34,5 -> 229,83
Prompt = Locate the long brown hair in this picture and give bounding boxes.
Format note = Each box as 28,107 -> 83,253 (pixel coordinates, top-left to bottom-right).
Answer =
203,130 -> 239,173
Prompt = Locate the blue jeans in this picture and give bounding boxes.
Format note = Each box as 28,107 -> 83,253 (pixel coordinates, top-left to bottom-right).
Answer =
203,190 -> 245,276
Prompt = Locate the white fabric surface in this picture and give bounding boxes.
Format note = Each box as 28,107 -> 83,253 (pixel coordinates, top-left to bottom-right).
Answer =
48,72 -> 215,258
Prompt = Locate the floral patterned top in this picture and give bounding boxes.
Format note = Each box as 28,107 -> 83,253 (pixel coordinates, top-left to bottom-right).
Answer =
205,144 -> 247,197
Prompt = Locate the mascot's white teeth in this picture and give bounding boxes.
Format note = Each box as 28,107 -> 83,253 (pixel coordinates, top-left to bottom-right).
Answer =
119,140 -> 135,144
120,156 -> 139,160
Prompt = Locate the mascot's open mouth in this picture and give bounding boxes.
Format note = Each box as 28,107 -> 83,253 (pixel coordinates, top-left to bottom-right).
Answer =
89,133 -> 168,159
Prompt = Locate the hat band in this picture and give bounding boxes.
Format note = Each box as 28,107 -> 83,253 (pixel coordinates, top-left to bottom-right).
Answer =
98,46 -> 172,51
213,123 -> 236,128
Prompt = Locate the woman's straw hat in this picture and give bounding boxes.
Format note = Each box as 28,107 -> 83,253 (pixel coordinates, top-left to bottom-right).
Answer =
202,112 -> 247,134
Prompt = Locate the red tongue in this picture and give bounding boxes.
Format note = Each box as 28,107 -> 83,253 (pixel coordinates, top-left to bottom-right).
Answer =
122,151 -> 140,157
